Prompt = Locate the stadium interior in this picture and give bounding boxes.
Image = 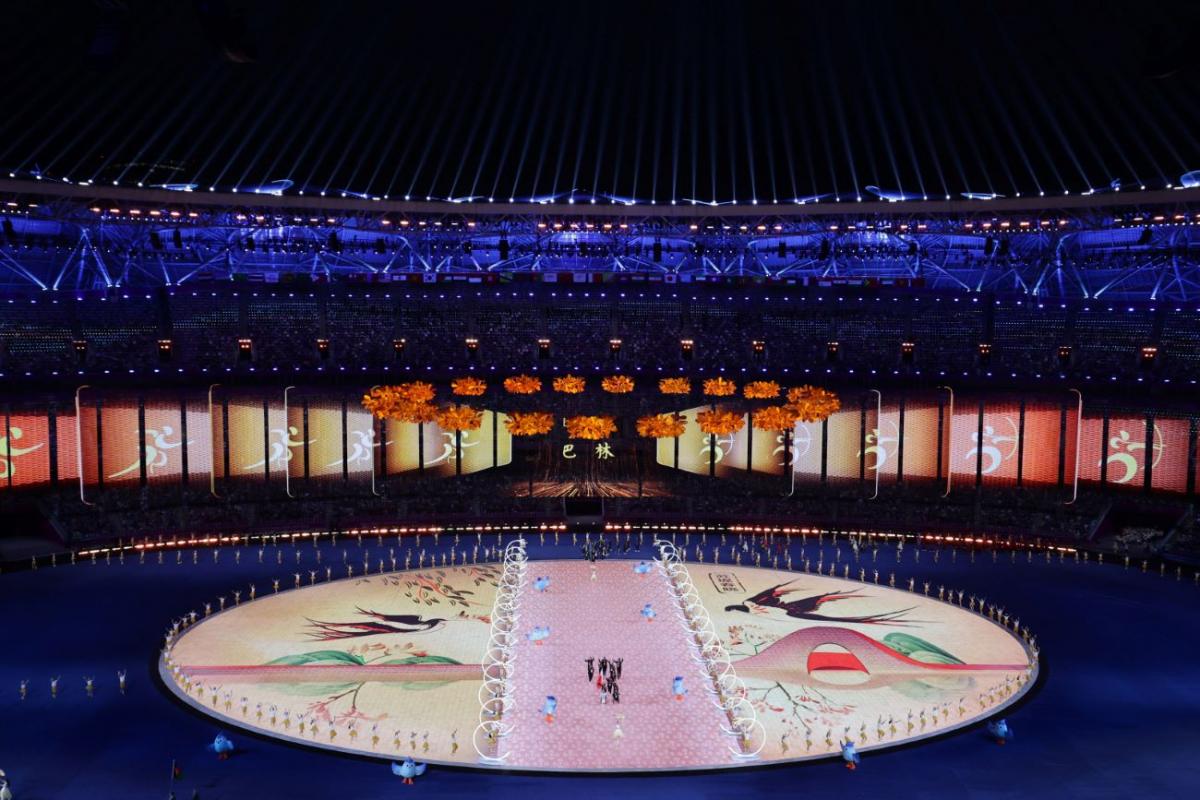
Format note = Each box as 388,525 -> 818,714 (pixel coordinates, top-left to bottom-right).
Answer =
1,2 -> 1199,798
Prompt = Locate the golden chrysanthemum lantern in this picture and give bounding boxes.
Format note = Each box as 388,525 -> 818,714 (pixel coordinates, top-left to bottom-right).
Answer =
552,374 -> 586,394
436,404 -> 484,432
743,380 -> 782,400
398,401 -> 439,425
600,375 -> 635,394
503,374 -> 543,395
658,377 -> 691,395
361,385 -> 439,424
565,415 -> 618,440
450,376 -> 488,397
702,377 -> 737,397
786,385 -> 841,422
636,413 -> 687,439
361,385 -> 402,420
751,404 -> 800,432
696,408 -> 744,436
504,411 -> 555,437
396,381 -> 436,404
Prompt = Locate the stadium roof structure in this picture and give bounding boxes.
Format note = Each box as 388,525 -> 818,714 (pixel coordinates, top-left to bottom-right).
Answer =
2,179 -> 1200,300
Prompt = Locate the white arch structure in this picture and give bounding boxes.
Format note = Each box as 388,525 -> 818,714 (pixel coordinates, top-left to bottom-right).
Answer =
472,537 -> 528,763
655,539 -> 766,759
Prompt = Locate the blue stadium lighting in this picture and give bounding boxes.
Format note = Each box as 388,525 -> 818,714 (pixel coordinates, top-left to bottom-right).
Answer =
864,186 -> 921,202
237,179 -> 294,196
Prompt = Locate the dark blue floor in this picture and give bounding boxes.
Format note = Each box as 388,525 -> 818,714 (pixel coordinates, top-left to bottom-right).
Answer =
2,531 -> 1198,799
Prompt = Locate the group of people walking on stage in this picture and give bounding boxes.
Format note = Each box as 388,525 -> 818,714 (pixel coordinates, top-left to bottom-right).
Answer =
585,657 -> 624,704
579,535 -> 641,563
580,539 -> 611,562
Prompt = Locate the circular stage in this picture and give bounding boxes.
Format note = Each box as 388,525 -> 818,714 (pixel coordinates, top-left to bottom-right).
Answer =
163,558 -> 1034,772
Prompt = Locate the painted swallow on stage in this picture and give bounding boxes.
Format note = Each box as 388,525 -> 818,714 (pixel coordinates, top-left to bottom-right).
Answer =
724,582 -> 914,625
305,607 -> 469,640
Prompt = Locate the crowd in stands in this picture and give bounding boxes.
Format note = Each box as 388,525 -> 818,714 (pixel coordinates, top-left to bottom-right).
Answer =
0,284 -> 1198,388
1112,526 -> 1167,551
18,461 -> 1130,546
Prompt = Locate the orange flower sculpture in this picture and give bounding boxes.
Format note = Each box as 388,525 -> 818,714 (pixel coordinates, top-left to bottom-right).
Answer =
752,404 -> 800,432
658,377 -> 691,395
552,374 -> 586,394
361,385 -> 402,419
702,377 -> 737,397
636,413 -> 687,439
600,375 -> 635,394
436,404 -> 484,432
361,385 -> 438,422
397,381 -> 436,404
450,376 -> 488,397
565,415 -> 617,440
786,385 -> 842,422
743,380 -> 781,400
504,411 -> 555,437
697,408 -> 744,436
504,374 -> 542,395
402,402 -> 439,424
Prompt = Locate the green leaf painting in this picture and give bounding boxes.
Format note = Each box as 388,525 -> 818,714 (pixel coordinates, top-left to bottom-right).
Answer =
266,650 -> 367,667
881,633 -> 965,665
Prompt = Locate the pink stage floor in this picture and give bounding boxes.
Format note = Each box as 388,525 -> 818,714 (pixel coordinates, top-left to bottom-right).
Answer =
504,560 -> 736,770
